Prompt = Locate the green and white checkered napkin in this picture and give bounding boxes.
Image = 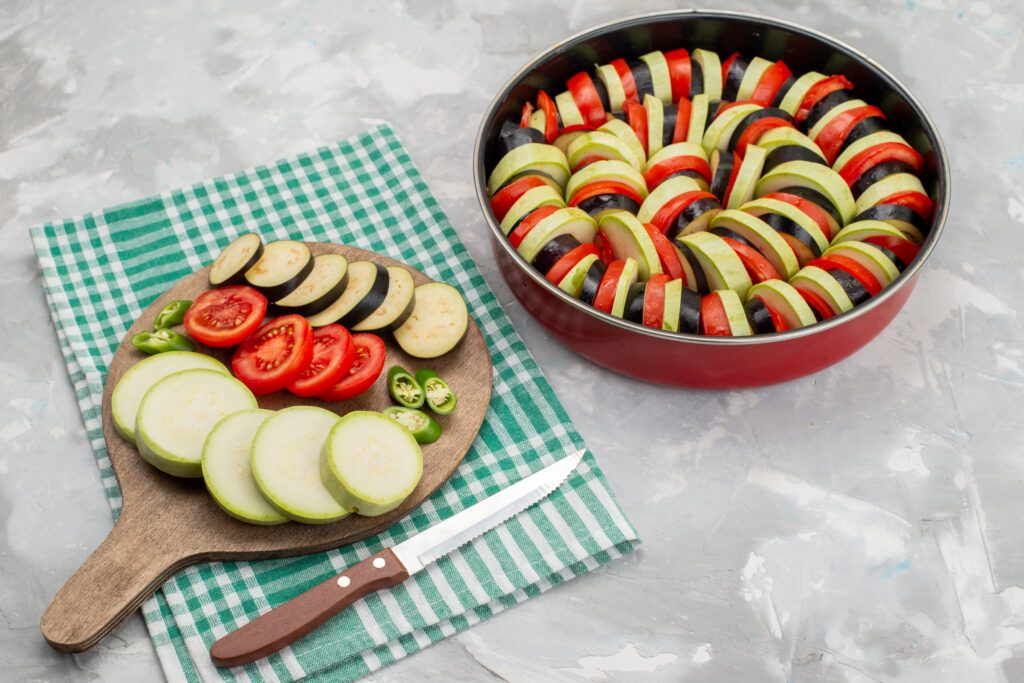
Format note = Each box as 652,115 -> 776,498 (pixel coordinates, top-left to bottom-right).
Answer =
29,124 -> 639,682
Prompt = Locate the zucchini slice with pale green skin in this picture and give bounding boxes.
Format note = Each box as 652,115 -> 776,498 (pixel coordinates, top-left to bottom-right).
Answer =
610,258 -> 640,318
598,210 -> 663,281
202,409 -> 287,525
499,185 -> 565,235
831,219 -> 908,244
517,207 -> 597,263
716,290 -> 753,336
567,131 -> 644,172
726,144 -> 767,210
687,94 -> 711,146
565,160 -> 648,203
135,369 -> 257,478
823,241 -> 901,287
678,232 -> 752,299
597,118 -> 647,170
557,253 -> 601,297
778,71 -> 827,115
702,103 -> 761,154
320,411 -> 423,517
251,406 -> 347,524
692,49 -> 724,100
487,143 -> 570,196
709,209 -> 800,279
747,280 -> 817,329
393,282 -> 469,359
111,351 -> 229,445
853,173 -> 927,216
755,160 -> 856,224
637,175 -> 706,224
791,265 -> 855,316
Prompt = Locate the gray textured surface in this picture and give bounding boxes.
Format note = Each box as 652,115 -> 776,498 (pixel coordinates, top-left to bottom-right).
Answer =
2,0 -> 1023,681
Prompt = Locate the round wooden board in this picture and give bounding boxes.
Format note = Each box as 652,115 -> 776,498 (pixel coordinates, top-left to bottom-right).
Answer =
40,243 -> 492,652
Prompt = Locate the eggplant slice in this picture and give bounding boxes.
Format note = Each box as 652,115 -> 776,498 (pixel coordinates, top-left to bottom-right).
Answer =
244,240 -> 314,301
353,266 -> 417,332
209,233 -> 264,287
274,253 -> 350,316
305,261 -> 388,328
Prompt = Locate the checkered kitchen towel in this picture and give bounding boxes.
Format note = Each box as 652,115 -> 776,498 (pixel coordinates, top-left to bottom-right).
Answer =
30,124 -> 639,682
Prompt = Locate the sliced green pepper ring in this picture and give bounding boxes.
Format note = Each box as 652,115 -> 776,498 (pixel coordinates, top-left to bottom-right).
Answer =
415,369 -> 457,415
387,366 -> 425,409
153,299 -> 192,329
383,407 -> 442,444
132,328 -> 195,355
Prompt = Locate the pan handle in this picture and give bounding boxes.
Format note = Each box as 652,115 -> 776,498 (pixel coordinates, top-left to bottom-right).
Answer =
40,512 -> 185,652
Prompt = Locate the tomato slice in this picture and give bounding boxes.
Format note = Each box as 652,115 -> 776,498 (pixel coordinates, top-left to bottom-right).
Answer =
490,176 -> 548,222
643,155 -> 713,190
519,102 -> 534,128
231,314 -> 314,395
719,236 -> 780,283
537,90 -> 559,144
286,324 -> 356,398
624,101 -> 648,156
546,243 -> 600,284
643,274 -> 670,328
879,191 -> 935,221
815,105 -> 886,164
722,151 -> 742,206
567,72 -> 607,128
567,180 -> 643,208
650,190 -> 717,234
508,205 -> 561,248
318,333 -> 386,401
612,58 -> 639,104
184,285 -> 267,348
863,235 -> 921,265
734,117 -> 793,157
809,255 -> 881,295
593,232 -> 615,263
838,142 -> 923,184
750,60 -> 792,107
700,292 -> 731,336
794,286 -> 836,320
664,49 -> 692,102
795,75 -> 854,124
592,260 -> 625,313
762,191 -> 835,240
755,296 -> 790,332
672,96 -> 692,143
642,223 -> 685,281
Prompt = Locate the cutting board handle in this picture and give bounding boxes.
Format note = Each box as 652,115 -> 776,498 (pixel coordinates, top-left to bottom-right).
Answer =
41,512 -> 187,652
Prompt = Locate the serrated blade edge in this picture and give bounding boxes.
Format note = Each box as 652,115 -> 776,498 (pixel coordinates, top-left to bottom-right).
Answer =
391,449 -> 585,574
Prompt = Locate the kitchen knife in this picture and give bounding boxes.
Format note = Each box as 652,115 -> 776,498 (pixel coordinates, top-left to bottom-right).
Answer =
210,449 -> 585,667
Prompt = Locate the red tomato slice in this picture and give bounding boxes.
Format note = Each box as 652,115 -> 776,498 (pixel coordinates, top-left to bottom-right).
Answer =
231,314 -> 314,395
794,286 -> 836,320
545,243 -> 600,284
650,191 -> 717,234
863,235 -> 921,264
489,176 -> 548,222
643,274 -> 670,328
643,155 -> 713,190
809,255 -> 881,295
838,142 -> 924,184
755,295 -> 790,332
317,333 -> 386,401
624,101 -> 648,156
286,324 -> 355,398
719,236 -> 780,283
722,152 -> 742,206
762,191 -> 836,240
734,117 -> 794,157
672,97 -> 692,143
567,72 -> 607,128
612,58 -> 639,104
567,180 -> 644,208
594,232 -> 615,264
796,75 -> 854,124
592,260 -> 626,313
879,192 -> 935,221
184,285 -> 267,348
815,105 -> 886,164
700,292 -> 731,336
537,90 -> 559,144
642,223 -> 685,281
519,102 -> 534,128
508,205 -> 561,248
750,60 -> 792,107
664,49 -> 692,101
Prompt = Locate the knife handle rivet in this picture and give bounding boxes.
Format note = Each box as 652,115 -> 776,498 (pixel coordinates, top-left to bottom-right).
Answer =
337,576 -> 351,588
373,558 -> 386,569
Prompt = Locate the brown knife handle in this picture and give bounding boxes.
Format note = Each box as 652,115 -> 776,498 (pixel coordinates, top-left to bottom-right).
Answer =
210,548 -> 408,668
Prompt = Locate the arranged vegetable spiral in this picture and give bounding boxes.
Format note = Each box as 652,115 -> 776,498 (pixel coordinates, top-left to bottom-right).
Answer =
488,47 -> 929,336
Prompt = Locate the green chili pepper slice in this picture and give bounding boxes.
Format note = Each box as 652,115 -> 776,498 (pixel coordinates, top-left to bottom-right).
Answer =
132,328 -> 195,355
153,299 -> 192,329
387,366 -> 425,409
415,369 -> 457,415
383,407 -> 442,444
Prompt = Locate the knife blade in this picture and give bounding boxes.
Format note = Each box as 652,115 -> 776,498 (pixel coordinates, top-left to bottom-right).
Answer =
210,449 -> 585,668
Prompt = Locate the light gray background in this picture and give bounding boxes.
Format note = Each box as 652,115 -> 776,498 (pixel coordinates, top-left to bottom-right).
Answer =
2,0 -> 1023,680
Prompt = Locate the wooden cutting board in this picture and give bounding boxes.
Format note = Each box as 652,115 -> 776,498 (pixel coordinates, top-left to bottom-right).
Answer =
41,243 -> 492,653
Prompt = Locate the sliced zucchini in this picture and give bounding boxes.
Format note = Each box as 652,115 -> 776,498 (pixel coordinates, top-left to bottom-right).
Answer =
567,131 -> 644,172
353,266 -> 416,332
833,131 -> 909,174
692,49 -> 723,100
687,94 -> 711,146
244,240 -> 314,302
135,369 -> 257,478
790,265 -> 855,316
740,196 -> 830,260
832,219 -> 909,244
393,282 -> 469,359
274,253 -> 349,316
746,280 -> 817,329
557,253 -> 600,297
661,278 -> 683,332
499,185 -> 565,235
736,57 -> 773,101
823,241 -> 901,287
637,174 -> 706,224
554,90 -> 586,128
763,145 -> 828,174
643,94 -> 666,157
717,290 -> 753,336
678,232 -> 752,299
726,144 -> 767,209
306,261 -> 388,328
709,209 -> 800,279
565,160 -> 648,203
778,71 -> 827,115
111,351 -> 229,445
209,233 -> 264,287
202,409 -> 287,525
320,411 -> 423,517
755,160 -> 856,224
646,142 -> 709,170
517,207 -> 598,263
598,118 -> 647,169
610,258 -> 640,318
597,64 -> 628,112
853,173 -> 928,216
755,126 -> 825,155
487,143 -> 571,196
599,210 -> 662,280
846,208 -> 926,244
251,406 -> 346,524
702,103 -> 762,154
808,99 -> 867,140
639,51 -> 672,103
